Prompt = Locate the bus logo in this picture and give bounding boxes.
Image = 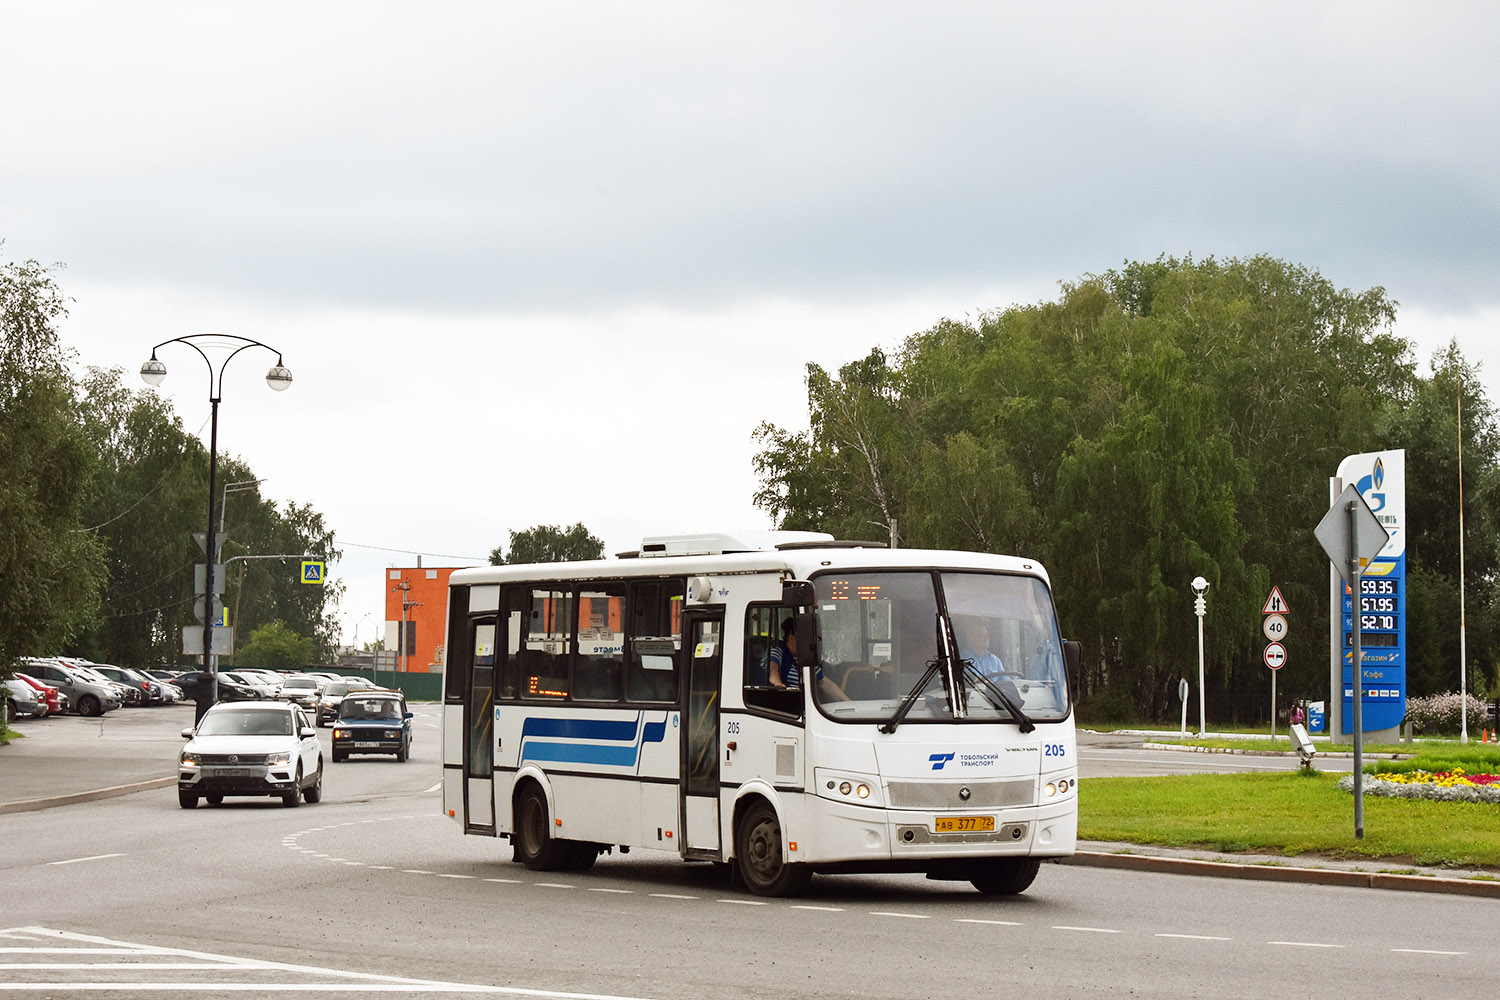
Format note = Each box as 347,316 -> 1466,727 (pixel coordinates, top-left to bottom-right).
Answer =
929,752 -> 956,770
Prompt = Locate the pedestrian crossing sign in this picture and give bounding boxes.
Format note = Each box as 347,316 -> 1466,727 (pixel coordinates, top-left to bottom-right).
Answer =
300,560 -> 325,585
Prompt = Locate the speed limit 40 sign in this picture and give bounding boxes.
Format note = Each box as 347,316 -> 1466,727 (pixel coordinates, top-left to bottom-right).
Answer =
1262,613 -> 1288,642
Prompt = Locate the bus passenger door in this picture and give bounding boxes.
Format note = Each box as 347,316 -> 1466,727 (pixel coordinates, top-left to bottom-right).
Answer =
680,611 -> 723,857
465,616 -> 496,831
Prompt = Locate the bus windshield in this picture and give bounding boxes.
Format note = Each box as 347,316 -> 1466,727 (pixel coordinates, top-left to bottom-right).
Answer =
813,570 -> 1070,723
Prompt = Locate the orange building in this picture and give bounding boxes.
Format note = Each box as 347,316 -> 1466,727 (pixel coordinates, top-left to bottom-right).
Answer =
384,567 -> 460,673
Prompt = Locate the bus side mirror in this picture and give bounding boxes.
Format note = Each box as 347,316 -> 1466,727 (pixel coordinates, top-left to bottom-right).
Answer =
1062,640 -> 1081,703
781,581 -> 815,607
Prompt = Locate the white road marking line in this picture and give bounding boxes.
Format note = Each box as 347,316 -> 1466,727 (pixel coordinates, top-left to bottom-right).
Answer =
437,874 -> 477,880
871,912 -> 930,920
1156,933 -> 1231,941
957,919 -> 1021,926
402,869 -> 435,875
484,878 -> 523,884
1269,941 -> 1343,949
46,853 -> 126,866
0,926 -> 666,998
1053,926 -> 1121,934
588,888 -> 634,894
426,782 -> 443,793
717,899 -> 768,906
534,883 -> 575,889
1391,948 -> 1467,956
791,905 -> 844,912
649,893 -> 696,899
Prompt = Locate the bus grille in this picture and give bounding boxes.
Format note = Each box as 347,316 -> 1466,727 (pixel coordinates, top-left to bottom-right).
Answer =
886,779 -> 1033,809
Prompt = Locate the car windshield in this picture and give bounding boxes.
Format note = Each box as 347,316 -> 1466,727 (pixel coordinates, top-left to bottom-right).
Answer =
324,682 -> 353,696
283,677 -> 315,690
810,570 -> 1070,724
197,709 -> 294,737
340,698 -> 401,720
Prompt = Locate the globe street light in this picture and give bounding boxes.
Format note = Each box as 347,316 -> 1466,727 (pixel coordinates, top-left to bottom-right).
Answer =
1191,576 -> 1209,736
141,335 -> 291,712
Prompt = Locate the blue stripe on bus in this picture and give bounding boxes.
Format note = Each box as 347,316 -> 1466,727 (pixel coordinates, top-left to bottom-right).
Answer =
518,712 -> 671,767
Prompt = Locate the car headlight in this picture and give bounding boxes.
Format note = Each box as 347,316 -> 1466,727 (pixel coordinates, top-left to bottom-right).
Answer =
266,751 -> 292,766
333,729 -> 346,739
180,753 -> 199,768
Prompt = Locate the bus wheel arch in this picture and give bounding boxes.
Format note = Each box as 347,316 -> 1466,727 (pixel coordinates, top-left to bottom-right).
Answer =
733,795 -> 812,897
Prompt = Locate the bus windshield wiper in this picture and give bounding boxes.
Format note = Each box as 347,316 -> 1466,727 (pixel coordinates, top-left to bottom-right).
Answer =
881,614 -> 965,734
964,666 -> 1036,733
879,658 -> 940,734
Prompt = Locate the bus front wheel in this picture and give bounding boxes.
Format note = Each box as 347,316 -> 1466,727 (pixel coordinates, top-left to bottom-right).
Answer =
969,857 -> 1041,895
734,801 -> 812,897
514,785 -> 570,871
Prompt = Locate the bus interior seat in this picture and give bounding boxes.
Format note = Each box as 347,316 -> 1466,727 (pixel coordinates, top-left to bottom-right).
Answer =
839,665 -> 892,700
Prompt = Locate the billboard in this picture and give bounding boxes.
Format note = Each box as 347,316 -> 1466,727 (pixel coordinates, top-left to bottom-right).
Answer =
1333,450 -> 1406,734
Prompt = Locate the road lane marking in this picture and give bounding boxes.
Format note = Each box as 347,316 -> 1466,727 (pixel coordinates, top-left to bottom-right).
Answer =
0,925 -> 668,997
588,888 -> 634,894
1053,926 -> 1120,934
534,883 -> 575,889
426,782 -> 443,793
649,893 -> 696,899
1156,934 -> 1231,941
791,905 -> 845,912
46,853 -> 126,866
1269,941 -> 1343,949
717,899 -> 768,906
1391,949 -> 1467,955
957,919 -> 1021,926
871,912 -> 930,920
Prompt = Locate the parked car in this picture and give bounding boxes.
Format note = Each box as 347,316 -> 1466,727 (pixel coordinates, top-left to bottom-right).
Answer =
314,679 -> 376,727
221,671 -> 280,700
231,669 -> 284,698
13,673 -> 66,715
277,674 -> 324,710
59,660 -> 139,707
331,690 -> 413,762
171,671 -> 258,704
19,659 -> 122,716
88,664 -> 165,706
5,678 -> 47,722
177,701 -> 324,808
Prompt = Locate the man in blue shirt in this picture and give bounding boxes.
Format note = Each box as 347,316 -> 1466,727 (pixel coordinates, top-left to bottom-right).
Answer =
957,616 -> 1006,679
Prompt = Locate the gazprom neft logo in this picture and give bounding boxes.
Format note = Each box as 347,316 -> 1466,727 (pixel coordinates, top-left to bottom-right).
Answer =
929,752 -> 956,770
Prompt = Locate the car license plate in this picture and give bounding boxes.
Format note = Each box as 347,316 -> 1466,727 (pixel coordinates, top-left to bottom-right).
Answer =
934,815 -> 995,833
353,741 -> 381,748
213,768 -> 255,777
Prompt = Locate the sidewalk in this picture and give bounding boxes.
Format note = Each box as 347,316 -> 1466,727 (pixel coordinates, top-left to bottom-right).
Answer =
5,713 -> 1498,897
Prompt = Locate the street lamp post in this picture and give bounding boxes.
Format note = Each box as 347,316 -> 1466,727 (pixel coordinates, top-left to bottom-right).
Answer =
141,335 -> 291,711
1191,576 -> 1209,736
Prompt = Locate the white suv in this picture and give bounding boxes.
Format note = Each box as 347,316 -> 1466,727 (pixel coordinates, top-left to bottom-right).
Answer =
178,701 -> 324,809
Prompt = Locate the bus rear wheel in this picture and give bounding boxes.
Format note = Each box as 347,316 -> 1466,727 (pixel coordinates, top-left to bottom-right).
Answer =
514,785 -> 570,871
735,801 -> 812,897
969,857 -> 1041,895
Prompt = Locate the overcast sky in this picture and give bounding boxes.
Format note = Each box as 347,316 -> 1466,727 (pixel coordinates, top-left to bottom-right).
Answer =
5,3 -> 1497,645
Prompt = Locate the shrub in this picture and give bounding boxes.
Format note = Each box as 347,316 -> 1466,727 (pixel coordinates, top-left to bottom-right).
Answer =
1405,691 -> 1491,736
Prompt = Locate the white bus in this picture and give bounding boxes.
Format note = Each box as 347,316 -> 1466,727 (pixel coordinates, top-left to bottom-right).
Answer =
441,531 -> 1080,896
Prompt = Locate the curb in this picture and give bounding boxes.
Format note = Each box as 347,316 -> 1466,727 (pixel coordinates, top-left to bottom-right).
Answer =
0,776 -> 176,815
1063,850 -> 1500,898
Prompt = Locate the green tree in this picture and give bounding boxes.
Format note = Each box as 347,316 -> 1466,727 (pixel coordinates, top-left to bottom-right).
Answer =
490,523 -> 604,565
0,254 -> 105,669
237,620 -> 315,669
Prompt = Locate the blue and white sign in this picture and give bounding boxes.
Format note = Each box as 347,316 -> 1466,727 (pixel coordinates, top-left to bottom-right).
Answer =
1334,449 -> 1406,734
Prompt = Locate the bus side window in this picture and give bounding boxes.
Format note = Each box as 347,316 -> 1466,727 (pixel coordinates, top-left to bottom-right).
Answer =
743,604 -> 800,717
525,587 -> 572,699
626,579 -> 682,703
575,586 -> 624,702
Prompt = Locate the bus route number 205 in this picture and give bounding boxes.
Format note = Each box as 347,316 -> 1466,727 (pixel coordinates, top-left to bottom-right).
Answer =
1043,743 -> 1067,758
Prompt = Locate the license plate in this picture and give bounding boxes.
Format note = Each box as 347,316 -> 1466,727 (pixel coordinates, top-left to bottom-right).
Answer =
353,742 -> 381,748
934,815 -> 995,833
213,768 -> 255,777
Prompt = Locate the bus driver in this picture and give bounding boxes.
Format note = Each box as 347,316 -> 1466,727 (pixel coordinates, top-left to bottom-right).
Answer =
768,617 -> 850,702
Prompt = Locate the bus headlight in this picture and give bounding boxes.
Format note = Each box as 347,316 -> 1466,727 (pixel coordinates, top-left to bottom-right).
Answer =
816,770 -> 882,806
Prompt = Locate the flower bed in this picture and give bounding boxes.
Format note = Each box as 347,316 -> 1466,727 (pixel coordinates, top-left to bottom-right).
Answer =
1339,768 -> 1500,803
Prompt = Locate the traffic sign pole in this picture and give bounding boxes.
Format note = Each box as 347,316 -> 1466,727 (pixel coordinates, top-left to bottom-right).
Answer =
1348,497 -> 1364,840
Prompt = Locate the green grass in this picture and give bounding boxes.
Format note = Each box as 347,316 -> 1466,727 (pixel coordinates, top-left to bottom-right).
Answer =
1079,770 -> 1500,869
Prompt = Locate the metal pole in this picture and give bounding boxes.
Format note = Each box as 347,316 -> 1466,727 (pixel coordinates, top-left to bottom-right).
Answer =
204,396 -> 220,704
1348,498 -> 1364,839
1196,602 -> 1206,736
1271,668 -> 1277,743
1459,378 -> 1469,744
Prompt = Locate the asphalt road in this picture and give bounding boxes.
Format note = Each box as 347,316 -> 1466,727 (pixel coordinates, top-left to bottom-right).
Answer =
1,708 -> 1491,998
